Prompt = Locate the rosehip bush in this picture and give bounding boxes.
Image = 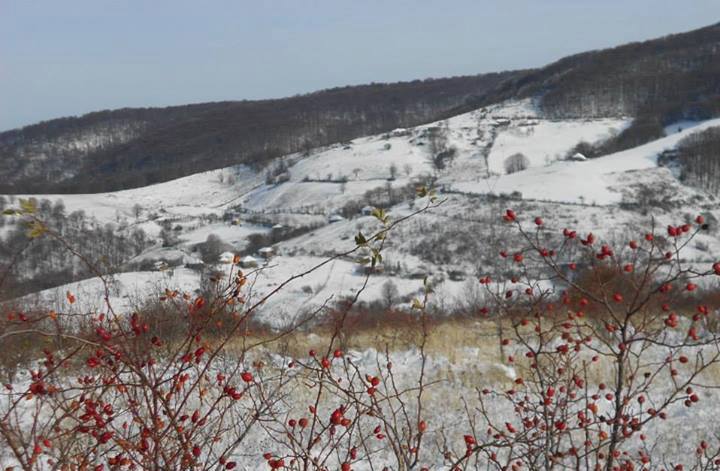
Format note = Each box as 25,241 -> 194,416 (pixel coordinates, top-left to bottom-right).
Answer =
0,195 -> 441,470
5,197 -> 720,470
456,209 -> 720,470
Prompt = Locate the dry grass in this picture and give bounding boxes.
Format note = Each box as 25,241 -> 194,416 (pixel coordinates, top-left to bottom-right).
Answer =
230,317 -> 503,361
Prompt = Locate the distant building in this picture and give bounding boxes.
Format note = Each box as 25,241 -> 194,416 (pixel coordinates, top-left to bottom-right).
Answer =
409,265 -> 430,280
361,206 -> 374,216
328,214 -> 345,223
357,261 -> 384,275
569,152 -> 588,162
185,261 -> 205,271
218,252 -> 236,264
258,247 -> 275,259
223,210 -> 241,222
240,255 -> 259,268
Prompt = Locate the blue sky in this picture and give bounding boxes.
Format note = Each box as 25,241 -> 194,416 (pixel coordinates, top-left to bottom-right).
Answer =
1,0 -> 719,131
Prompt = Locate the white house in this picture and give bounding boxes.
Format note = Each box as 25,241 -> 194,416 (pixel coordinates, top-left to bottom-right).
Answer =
357,261 -> 384,275
153,260 -> 169,271
258,247 -> 275,259
218,252 -> 236,264
240,255 -> 259,268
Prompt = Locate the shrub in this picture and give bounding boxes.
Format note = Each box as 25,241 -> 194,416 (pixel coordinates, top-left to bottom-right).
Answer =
503,152 -> 530,174
4,198 -> 720,470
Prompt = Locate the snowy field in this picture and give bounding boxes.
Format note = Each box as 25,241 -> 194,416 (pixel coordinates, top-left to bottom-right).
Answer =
3,327 -> 720,469
452,117 -> 720,204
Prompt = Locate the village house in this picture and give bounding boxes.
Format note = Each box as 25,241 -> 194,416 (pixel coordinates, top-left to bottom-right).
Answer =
240,255 -> 259,268
258,247 -> 275,259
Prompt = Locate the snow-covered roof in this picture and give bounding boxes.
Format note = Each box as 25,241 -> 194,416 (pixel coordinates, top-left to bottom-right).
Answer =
219,251 -> 236,263
258,247 -> 274,254
571,152 -> 588,161
328,214 -> 345,222
241,255 -> 258,263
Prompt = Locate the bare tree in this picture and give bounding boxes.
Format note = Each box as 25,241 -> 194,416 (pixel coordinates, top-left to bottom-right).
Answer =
427,125 -> 450,171
389,164 -> 398,180
503,152 -> 530,174
380,279 -> 399,308
200,233 -> 224,263
403,163 -> 413,177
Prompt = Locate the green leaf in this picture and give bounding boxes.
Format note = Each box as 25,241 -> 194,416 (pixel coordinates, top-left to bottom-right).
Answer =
19,198 -> 37,215
354,232 -> 367,246
26,220 -> 46,239
371,208 -> 389,225
416,186 -> 438,202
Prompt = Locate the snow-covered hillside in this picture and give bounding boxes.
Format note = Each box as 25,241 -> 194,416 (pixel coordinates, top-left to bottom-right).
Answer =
6,98 -> 720,327
7,99 -> 627,226
452,117 -> 720,205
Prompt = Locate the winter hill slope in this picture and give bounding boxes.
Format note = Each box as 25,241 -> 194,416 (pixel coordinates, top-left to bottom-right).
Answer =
7,99 -> 626,224
8,98 -> 720,328
0,73 -> 520,193
451,116 -> 720,205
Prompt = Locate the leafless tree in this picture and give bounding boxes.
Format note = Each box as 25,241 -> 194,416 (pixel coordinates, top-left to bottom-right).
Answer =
504,152 -> 530,174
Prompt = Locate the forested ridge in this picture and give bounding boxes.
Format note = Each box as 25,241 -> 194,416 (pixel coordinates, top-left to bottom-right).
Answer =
0,73 -> 518,193
457,22 -> 720,156
3,21 -> 720,194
